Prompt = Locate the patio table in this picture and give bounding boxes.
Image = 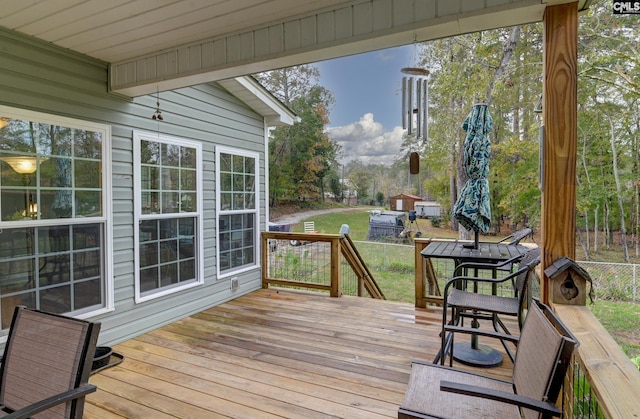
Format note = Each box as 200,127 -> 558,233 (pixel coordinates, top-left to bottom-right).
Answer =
421,240 -> 526,367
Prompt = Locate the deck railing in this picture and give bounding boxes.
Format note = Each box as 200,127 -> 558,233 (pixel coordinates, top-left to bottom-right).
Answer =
413,238 -> 640,418
260,232 -> 384,299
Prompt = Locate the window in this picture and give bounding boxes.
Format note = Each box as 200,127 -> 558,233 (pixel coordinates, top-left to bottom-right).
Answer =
216,147 -> 258,277
133,132 -> 203,302
0,105 -> 111,332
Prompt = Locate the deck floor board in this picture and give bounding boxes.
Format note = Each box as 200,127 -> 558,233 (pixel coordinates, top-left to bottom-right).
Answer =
87,288 -> 515,418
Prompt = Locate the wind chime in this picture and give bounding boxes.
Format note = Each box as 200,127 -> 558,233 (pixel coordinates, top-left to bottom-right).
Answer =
401,67 -> 429,141
401,66 -> 429,175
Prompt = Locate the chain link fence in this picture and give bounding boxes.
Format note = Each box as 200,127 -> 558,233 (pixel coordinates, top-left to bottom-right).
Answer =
350,240 -> 638,304
578,261 -> 638,303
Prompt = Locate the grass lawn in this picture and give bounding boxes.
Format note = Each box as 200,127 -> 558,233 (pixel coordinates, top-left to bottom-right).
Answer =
285,207 -> 640,362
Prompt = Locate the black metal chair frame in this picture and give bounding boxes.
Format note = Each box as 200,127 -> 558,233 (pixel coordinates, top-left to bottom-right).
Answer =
438,247 -> 541,365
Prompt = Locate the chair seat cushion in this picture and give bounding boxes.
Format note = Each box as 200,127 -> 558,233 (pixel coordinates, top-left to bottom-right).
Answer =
399,362 -> 519,418
448,289 -> 519,315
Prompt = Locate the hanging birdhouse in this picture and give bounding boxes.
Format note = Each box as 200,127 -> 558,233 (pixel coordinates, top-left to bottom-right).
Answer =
544,256 -> 592,305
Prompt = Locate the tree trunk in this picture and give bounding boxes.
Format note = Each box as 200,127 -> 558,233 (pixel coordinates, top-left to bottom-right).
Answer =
485,26 -> 521,107
607,115 -> 629,262
594,204 -> 599,253
584,208 -> 590,256
450,144 -> 459,232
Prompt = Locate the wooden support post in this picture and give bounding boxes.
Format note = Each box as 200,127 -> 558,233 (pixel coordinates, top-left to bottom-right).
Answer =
542,3 -> 578,305
330,237 -> 341,297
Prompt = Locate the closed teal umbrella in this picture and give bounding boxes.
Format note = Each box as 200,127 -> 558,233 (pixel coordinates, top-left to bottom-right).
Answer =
453,103 -> 492,248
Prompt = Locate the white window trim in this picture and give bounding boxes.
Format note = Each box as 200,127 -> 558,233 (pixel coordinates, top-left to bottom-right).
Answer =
215,146 -> 260,279
132,131 -> 204,303
0,104 -> 114,317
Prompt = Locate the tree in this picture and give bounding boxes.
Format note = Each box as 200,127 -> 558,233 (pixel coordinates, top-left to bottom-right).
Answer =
255,66 -> 338,205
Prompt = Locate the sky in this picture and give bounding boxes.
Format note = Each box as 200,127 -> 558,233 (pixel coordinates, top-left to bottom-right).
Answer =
315,45 -> 416,166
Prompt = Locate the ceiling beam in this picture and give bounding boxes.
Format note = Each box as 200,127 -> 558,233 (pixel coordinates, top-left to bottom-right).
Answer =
110,0 -> 549,97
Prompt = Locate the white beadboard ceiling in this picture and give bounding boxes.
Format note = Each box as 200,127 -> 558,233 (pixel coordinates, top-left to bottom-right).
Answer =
0,0 -> 591,97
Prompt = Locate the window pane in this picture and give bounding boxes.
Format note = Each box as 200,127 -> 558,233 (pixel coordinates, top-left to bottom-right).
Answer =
140,140 -> 160,164
141,166 -> 160,190
220,153 -> 231,172
74,278 -> 101,310
162,144 -> 181,167
40,285 -> 70,313
140,242 -> 158,267
160,263 -> 178,286
181,147 -> 196,169
221,193 -> 232,210
74,131 -> 102,159
180,192 -> 196,212
181,169 -> 196,190
141,191 -> 159,214
74,224 -> 100,250
233,155 -> 244,172
233,193 -> 244,210
221,172 -> 232,192
76,191 -> 101,217
233,173 -> 244,192
0,228 -> 34,257
75,160 -> 101,188
0,259 -> 34,293
140,267 -> 159,292
162,192 -> 179,213
245,156 -> 255,174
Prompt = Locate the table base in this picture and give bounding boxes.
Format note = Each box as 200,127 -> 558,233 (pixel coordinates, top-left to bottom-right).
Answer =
453,342 -> 503,368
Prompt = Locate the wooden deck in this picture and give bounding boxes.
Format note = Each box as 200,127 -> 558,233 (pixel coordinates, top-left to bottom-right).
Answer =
85,288 -> 516,418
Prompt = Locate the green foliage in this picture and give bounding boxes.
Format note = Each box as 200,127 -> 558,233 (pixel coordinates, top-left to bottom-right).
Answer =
589,300 -> 640,359
256,66 -> 339,205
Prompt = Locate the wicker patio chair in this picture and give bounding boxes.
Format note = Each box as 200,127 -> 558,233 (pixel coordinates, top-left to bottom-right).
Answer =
399,298 -> 578,419
439,247 -> 541,364
0,306 -> 100,418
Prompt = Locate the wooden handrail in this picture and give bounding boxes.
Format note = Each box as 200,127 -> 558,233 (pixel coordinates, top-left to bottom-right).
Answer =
339,234 -> 385,299
555,305 -> 640,419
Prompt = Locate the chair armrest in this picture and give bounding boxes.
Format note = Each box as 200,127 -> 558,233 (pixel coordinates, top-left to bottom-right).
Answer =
439,381 -> 562,417
443,274 -> 516,294
444,325 -> 520,344
453,253 -> 523,276
4,384 -> 97,419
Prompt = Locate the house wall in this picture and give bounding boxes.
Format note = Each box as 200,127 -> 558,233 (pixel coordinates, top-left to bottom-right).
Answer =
0,28 -> 267,346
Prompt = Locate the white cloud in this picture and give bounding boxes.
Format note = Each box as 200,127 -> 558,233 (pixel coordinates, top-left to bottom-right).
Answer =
326,113 -> 405,166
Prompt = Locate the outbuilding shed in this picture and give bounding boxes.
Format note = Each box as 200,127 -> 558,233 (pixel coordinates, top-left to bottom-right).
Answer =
390,193 -> 422,211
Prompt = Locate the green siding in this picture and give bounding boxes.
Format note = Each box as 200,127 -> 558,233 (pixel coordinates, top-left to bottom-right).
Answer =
0,27 -> 266,346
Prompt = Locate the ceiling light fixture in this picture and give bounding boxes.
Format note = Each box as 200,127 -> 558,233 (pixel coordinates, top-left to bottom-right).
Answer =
0,156 -> 40,174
